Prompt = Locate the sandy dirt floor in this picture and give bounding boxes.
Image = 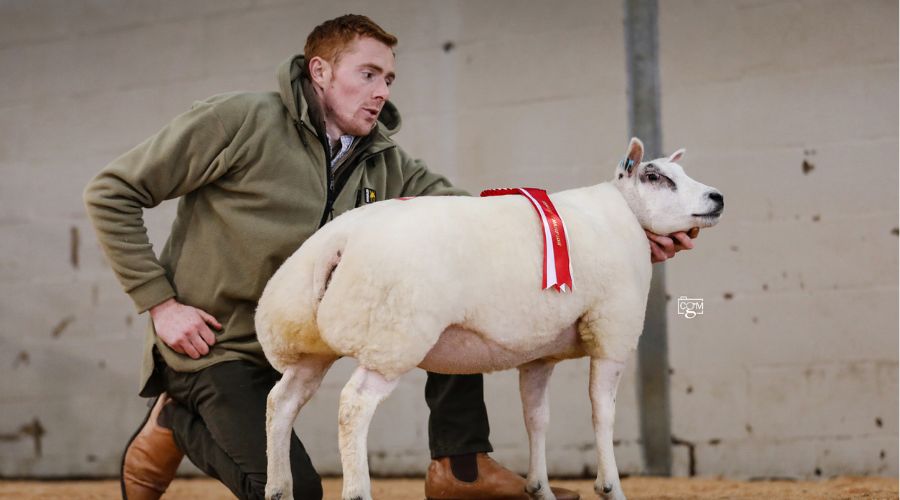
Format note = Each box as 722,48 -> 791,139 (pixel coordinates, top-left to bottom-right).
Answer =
0,476 -> 896,499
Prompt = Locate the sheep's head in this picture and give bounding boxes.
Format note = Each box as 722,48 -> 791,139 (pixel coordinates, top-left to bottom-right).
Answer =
612,137 -> 724,235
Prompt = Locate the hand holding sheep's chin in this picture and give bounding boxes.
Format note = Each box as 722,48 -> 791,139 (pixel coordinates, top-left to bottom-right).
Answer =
646,227 -> 700,263
149,297 -> 221,360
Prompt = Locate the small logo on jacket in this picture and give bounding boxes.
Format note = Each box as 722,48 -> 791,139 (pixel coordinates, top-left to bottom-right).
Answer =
357,188 -> 377,206
677,296 -> 704,319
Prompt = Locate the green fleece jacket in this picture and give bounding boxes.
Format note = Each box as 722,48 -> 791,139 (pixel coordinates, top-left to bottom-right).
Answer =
84,55 -> 466,395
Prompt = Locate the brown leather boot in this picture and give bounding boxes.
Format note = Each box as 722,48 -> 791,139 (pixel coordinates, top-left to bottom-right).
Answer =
120,394 -> 184,499
425,453 -> 580,500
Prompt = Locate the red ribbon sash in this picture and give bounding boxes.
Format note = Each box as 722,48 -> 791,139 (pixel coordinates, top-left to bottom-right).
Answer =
480,188 -> 574,293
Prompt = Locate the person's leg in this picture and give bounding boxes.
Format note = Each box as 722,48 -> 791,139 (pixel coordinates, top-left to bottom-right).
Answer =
163,360 -> 323,500
425,372 -> 527,499
425,373 -> 492,458
423,372 -> 580,500
120,393 -> 184,500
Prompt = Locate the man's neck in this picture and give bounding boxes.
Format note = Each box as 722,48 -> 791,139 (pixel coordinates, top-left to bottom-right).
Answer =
325,128 -> 344,150
309,83 -> 344,146
325,133 -> 343,156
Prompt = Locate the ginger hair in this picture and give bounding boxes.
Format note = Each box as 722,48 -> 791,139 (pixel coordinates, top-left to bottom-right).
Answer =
305,14 -> 398,68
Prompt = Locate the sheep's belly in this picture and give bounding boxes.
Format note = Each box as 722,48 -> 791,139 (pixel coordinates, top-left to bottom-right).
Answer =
417,325 -> 585,374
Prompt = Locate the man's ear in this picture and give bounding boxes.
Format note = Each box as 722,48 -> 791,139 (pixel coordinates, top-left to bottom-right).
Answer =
669,148 -> 686,163
622,137 -> 644,177
308,56 -> 332,89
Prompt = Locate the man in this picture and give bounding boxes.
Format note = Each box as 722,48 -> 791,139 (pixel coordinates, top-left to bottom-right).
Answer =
85,14 -> 694,500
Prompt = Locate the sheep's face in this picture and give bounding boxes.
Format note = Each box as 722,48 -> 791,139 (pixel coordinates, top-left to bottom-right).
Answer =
612,138 -> 724,235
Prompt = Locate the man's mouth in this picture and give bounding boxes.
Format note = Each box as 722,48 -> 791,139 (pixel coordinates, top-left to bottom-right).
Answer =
362,108 -> 380,119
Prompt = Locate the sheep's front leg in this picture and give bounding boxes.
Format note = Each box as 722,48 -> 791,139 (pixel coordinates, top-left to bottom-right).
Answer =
589,357 -> 627,500
266,355 -> 336,500
519,360 -> 557,500
338,365 -> 400,500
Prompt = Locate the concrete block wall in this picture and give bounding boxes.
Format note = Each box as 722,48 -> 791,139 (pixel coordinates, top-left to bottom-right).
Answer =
0,0 -> 896,481
658,0 -> 898,479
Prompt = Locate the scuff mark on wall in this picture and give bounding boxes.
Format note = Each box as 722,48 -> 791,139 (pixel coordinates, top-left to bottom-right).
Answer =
0,418 -> 46,458
13,351 -> 29,368
70,226 -> 79,269
671,436 -> 696,476
51,316 -> 75,338
802,149 -> 816,175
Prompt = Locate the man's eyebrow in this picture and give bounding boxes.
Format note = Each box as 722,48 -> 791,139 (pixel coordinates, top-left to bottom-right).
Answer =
361,63 -> 396,80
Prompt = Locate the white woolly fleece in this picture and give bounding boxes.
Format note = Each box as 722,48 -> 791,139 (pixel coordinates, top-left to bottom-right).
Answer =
256,182 -> 652,379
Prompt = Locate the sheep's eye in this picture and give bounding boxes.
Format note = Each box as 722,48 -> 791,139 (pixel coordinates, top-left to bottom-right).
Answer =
647,173 -> 659,182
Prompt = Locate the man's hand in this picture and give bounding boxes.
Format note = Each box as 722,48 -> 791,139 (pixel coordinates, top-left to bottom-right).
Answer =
646,227 -> 700,263
149,298 -> 221,359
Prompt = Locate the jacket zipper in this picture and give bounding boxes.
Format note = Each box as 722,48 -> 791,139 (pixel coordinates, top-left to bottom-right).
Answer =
332,146 -> 394,195
296,119 -> 396,228
294,119 -> 336,229
319,147 -> 398,228
318,159 -> 336,228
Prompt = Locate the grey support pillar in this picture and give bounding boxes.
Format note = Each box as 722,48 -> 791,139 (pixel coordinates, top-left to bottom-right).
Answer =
623,0 -> 673,476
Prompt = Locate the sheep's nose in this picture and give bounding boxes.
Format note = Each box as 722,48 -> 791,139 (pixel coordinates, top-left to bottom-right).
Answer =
707,191 -> 724,207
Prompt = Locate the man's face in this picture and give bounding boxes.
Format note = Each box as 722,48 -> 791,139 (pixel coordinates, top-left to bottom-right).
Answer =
318,37 -> 396,138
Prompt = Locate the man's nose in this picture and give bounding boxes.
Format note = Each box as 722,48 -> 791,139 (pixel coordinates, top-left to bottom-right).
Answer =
374,79 -> 390,100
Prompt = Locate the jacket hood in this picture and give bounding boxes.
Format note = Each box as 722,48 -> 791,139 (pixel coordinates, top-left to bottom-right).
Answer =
276,54 -> 402,137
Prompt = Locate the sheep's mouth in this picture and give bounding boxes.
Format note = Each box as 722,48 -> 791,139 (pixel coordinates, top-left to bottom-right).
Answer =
692,208 -> 723,218
691,210 -> 723,228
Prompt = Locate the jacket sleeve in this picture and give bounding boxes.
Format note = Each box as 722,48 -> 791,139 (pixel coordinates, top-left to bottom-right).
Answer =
83,99 -> 236,313
397,149 -> 470,197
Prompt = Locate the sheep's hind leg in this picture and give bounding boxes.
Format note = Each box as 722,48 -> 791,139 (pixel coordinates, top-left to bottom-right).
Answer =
265,355 -> 337,500
589,357 -> 627,500
338,365 -> 401,500
519,360 -> 557,500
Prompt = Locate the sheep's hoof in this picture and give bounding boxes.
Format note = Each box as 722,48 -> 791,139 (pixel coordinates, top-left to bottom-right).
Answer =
265,486 -> 287,500
526,481 -> 559,500
595,481 -> 612,495
594,480 -> 625,500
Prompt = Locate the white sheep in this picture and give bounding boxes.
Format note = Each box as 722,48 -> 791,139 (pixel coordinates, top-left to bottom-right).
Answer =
256,138 -> 724,500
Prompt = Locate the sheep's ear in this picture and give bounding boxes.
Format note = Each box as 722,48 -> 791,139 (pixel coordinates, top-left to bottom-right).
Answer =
621,137 -> 644,177
669,148 -> 686,163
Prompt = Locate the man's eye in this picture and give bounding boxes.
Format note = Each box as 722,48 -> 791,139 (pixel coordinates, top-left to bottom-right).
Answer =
362,71 -> 373,80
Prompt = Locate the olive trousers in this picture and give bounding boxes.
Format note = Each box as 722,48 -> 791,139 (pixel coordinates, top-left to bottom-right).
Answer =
159,359 -> 491,500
